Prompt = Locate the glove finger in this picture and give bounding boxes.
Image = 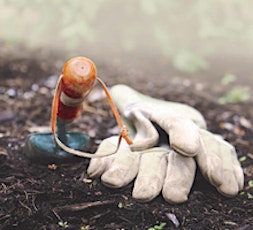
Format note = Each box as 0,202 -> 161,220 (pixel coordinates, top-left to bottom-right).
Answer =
87,136 -> 118,177
132,148 -> 168,202
101,147 -> 140,188
197,129 -> 244,196
125,109 -> 159,151
217,168 -> 243,197
216,141 -> 244,196
162,151 -> 196,203
196,140 -> 223,186
167,118 -> 201,157
126,103 -> 201,157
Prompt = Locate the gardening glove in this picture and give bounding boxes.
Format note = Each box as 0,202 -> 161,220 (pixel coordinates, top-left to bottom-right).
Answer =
196,129 -> 244,197
87,85 -> 244,203
88,136 -> 196,203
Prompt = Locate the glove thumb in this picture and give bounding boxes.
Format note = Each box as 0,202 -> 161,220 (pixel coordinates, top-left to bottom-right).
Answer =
125,103 -> 202,157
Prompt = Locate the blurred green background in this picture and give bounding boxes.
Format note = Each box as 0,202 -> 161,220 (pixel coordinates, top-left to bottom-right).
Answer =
0,0 -> 252,102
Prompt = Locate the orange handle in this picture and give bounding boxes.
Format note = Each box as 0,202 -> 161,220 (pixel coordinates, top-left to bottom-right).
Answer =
50,56 -> 132,158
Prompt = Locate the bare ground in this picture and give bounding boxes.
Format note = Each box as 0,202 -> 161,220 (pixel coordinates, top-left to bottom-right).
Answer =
0,52 -> 253,230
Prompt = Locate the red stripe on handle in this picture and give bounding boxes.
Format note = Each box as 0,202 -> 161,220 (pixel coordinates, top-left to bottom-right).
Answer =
57,100 -> 83,120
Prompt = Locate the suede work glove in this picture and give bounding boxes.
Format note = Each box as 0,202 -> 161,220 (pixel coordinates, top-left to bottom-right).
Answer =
87,85 -> 244,203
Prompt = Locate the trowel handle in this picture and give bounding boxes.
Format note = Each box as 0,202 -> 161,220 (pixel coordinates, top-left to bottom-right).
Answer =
56,56 -> 97,121
50,56 -> 132,158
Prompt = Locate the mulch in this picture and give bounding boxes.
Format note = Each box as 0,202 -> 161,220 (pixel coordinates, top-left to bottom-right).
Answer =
0,57 -> 252,230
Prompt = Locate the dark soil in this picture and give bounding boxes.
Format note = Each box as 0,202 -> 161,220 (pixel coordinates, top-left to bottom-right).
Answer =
0,55 -> 252,230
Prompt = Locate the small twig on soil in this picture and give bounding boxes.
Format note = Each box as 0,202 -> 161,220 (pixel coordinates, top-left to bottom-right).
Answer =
18,200 -> 32,216
89,210 -> 111,221
53,200 -> 114,212
52,209 -> 62,222
118,215 -> 134,225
